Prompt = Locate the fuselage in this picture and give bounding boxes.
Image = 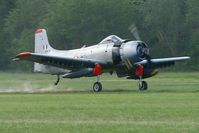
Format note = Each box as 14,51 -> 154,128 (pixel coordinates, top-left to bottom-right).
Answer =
39,39 -> 158,79
33,31 -> 158,78
50,42 -> 114,63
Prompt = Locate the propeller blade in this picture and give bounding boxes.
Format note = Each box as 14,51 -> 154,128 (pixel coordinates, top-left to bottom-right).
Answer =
129,24 -> 153,65
128,24 -> 141,40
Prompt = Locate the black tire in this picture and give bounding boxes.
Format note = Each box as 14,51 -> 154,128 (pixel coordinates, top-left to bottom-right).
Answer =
93,82 -> 102,92
139,81 -> 148,91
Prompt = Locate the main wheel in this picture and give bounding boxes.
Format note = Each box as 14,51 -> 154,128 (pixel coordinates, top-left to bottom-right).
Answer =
139,81 -> 148,91
93,82 -> 102,92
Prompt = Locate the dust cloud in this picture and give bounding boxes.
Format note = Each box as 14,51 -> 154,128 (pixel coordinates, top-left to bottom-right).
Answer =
0,82 -> 58,93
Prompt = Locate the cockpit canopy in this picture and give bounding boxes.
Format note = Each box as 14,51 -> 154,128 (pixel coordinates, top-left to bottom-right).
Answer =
99,35 -> 124,44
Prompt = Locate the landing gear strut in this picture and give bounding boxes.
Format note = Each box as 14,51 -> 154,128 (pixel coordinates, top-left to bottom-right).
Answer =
92,64 -> 103,92
54,75 -> 60,85
136,65 -> 148,91
139,79 -> 148,91
93,76 -> 102,92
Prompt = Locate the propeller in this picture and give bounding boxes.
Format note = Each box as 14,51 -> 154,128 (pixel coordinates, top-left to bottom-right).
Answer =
128,24 -> 141,41
129,24 -> 153,65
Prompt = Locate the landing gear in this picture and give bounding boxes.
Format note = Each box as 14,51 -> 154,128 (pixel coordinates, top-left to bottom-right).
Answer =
135,65 -> 148,91
93,82 -> 102,92
139,80 -> 148,91
54,75 -> 60,85
93,76 -> 102,92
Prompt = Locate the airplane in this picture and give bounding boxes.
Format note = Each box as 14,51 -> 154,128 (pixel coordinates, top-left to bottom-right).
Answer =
14,29 -> 190,92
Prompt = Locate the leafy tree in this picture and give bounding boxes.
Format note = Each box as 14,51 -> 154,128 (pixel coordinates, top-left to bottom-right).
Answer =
0,0 -> 198,71
4,0 -> 50,70
0,0 -> 14,70
40,0 -> 140,49
186,0 -> 199,70
140,0 -> 188,58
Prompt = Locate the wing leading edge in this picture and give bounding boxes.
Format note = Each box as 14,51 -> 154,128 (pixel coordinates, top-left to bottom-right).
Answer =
134,56 -> 190,68
14,52 -> 111,70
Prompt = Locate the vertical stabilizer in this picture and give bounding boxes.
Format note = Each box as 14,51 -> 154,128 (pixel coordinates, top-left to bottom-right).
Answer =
35,29 -> 53,54
34,29 -> 52,73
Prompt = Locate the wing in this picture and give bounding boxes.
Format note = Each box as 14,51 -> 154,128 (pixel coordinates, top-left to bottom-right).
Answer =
14,52 -> 111,69
134,57 -> 190,68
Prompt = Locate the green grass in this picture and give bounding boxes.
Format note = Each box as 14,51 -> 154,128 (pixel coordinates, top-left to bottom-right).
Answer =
0,72 -> 198,133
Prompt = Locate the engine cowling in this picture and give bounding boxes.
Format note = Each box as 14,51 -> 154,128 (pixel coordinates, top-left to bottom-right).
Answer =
112,41 -> 149,65
120,41 -> 149,67
112,41 -> 150,77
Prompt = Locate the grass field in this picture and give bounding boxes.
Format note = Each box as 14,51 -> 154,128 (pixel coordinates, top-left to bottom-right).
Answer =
0,72 -> 198,133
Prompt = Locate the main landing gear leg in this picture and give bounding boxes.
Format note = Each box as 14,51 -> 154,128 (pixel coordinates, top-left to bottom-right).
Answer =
54,75 -> 60,86
136,65 -> 148,91
138,76 -> 148,91
93,76 -> 102,92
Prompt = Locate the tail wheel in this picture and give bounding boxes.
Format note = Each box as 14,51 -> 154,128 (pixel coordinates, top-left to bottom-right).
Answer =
93,82 -> 102,92
139,81 -> 148,91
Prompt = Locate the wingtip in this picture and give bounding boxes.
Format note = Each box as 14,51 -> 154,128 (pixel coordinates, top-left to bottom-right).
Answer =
15,52 -> 32,58
12,58 -> 20,61
183,56 -> 191,60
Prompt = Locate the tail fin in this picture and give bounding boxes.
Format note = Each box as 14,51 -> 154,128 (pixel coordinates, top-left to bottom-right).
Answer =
35,29 -> 53,54
34,29 -> 53,73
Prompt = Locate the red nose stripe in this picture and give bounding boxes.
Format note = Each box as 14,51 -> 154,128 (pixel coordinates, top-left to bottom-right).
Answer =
93,64 -> 102,76
16,52 -> 31,58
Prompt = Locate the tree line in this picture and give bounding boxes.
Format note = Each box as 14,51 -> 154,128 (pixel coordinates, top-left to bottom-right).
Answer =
0,0 -> 198,71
